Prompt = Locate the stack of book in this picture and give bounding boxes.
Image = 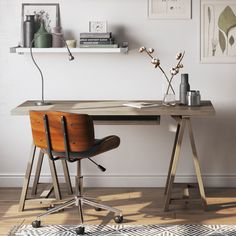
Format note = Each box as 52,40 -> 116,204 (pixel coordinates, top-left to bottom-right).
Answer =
80,32 -> 118,48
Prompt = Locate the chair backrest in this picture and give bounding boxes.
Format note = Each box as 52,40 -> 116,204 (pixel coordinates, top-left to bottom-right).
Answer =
29,111 -> 95,153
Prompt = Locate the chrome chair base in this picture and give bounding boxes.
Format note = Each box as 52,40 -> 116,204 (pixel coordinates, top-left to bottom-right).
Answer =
32,195 -> 123,234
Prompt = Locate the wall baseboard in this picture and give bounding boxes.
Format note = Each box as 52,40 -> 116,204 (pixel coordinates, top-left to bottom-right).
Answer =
1,174 -> 236,187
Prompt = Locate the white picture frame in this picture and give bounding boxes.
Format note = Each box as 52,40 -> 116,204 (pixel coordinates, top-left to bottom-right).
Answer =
148,0 -> 192,19
200,0 -> 236,63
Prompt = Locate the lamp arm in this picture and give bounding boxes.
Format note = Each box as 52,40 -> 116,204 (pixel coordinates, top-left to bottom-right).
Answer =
30,33 -> 74,105
30,37 -> 45,103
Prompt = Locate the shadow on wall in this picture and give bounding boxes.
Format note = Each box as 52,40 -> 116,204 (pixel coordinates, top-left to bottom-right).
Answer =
112,24 -> 141,51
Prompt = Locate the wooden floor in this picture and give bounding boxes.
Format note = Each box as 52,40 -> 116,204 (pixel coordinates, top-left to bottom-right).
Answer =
1,187 -> 236,235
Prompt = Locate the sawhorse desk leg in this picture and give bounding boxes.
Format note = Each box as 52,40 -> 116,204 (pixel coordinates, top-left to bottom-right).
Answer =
31,151 -> 73,196
18,144 -> 36,212
19,145 -> 73,212
164,116 -> 207,211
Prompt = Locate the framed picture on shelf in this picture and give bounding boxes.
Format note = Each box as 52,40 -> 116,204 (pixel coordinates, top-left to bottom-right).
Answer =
148,0 -> 192,19
201,0 -> 236,63
21,3 -> 60,46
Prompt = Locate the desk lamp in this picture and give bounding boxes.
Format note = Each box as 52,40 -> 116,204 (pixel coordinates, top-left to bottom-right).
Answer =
30,33 -> 74,106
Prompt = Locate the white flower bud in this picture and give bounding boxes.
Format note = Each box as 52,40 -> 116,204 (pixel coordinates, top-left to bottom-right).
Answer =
148,48 -> 154,53
170,69 -> 177,75
139,46 -> 146,53
151,58 -> 160,65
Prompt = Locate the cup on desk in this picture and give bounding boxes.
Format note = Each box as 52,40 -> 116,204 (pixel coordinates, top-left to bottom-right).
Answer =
66,40 -> 77,48
187,90 -> 201,106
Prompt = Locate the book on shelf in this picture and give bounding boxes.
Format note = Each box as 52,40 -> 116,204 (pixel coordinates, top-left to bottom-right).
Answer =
80,44 -> 119,48
123,102 -> 161,109
80,32 -> 112,39
80,38 -> 114,42
80,41 -> 114,45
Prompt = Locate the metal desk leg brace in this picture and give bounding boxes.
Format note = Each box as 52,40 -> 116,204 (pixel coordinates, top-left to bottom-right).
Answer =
164,116 -> 207,211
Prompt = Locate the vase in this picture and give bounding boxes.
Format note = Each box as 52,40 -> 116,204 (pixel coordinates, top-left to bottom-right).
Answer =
163,91 -> 176,106
34,21 -> 52,48
52,26 -> 64,48
23,15 -> 35,48
34,14 -> 41,33
162,78 -> 176,106
179,74 -> 190,105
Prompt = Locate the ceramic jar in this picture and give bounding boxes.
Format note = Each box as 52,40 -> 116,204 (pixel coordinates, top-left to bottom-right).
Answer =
34,21 -> 52,48
179,74 -> 190,105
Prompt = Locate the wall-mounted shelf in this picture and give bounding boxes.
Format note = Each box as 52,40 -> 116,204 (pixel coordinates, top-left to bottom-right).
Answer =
10,46 -> 128,54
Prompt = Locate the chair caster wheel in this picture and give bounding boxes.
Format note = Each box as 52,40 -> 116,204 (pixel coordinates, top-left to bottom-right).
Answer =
32,220 -> 41,228
75,226 -> 85,235
95,207 -> 102,211
114,215 -> 123,223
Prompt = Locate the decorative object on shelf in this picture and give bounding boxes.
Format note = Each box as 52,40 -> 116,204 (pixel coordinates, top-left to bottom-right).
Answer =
23,15 -> 35,48
148,0 -> 192,19
30,33 -> 74,106
179,74 -> 190,105
52,26 -> 64,47
139,46 -> 185,106
187,90 -> 201,106
34,21 -> 52,48
201,0 -> 236,63
89,21 -> 107,33
66,40 -> 77,48
21,3 -> 60,46
80,32 -> 118,48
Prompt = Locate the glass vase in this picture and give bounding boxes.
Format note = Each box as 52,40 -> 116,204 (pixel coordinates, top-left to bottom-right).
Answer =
163,92 -> 176,106
162,81 -> 176,106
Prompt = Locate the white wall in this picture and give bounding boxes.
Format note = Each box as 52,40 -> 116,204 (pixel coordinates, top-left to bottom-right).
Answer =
1,0 -> 236,187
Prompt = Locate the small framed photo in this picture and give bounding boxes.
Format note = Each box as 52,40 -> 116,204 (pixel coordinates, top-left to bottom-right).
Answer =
21,3 -> 60,45
148,0 -> 192,19
201,0 -> 236,63
89,21 -> 107,33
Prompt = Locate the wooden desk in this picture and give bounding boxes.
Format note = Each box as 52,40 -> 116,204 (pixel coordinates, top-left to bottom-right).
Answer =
11,100 -> 214,117
12,100 -> 215,211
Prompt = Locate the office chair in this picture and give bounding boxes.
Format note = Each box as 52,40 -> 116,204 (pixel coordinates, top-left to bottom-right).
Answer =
29,111 -> 123,235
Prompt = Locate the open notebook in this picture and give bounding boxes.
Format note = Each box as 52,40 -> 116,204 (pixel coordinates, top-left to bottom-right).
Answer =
123,102 -> 161,109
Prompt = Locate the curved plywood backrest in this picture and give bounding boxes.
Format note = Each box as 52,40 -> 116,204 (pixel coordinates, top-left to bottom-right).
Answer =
29,111 -> 95,152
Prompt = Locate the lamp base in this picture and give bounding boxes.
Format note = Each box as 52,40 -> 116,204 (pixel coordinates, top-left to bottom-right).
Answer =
35,101 -> 52,106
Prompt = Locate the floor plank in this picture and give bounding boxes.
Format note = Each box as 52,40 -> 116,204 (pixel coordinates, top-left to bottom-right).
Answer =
1,187 -> 236,235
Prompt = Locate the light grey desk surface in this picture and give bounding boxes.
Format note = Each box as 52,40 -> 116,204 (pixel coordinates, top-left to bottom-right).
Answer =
11,100 -> 215,117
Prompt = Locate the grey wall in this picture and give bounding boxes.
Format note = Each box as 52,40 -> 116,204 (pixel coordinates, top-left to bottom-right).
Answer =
1,0 -> 236,187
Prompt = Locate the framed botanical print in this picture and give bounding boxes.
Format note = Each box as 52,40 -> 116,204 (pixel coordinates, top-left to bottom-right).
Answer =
201,0 -> 236,63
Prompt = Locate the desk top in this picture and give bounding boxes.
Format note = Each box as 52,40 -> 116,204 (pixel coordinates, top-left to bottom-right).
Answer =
11,100 -> 215,117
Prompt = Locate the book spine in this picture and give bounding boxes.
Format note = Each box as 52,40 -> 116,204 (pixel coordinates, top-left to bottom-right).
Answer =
80,44 -> 118,48
80,38 -> 113,42
80,32 -> 112,39
80,41 -> 114,45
